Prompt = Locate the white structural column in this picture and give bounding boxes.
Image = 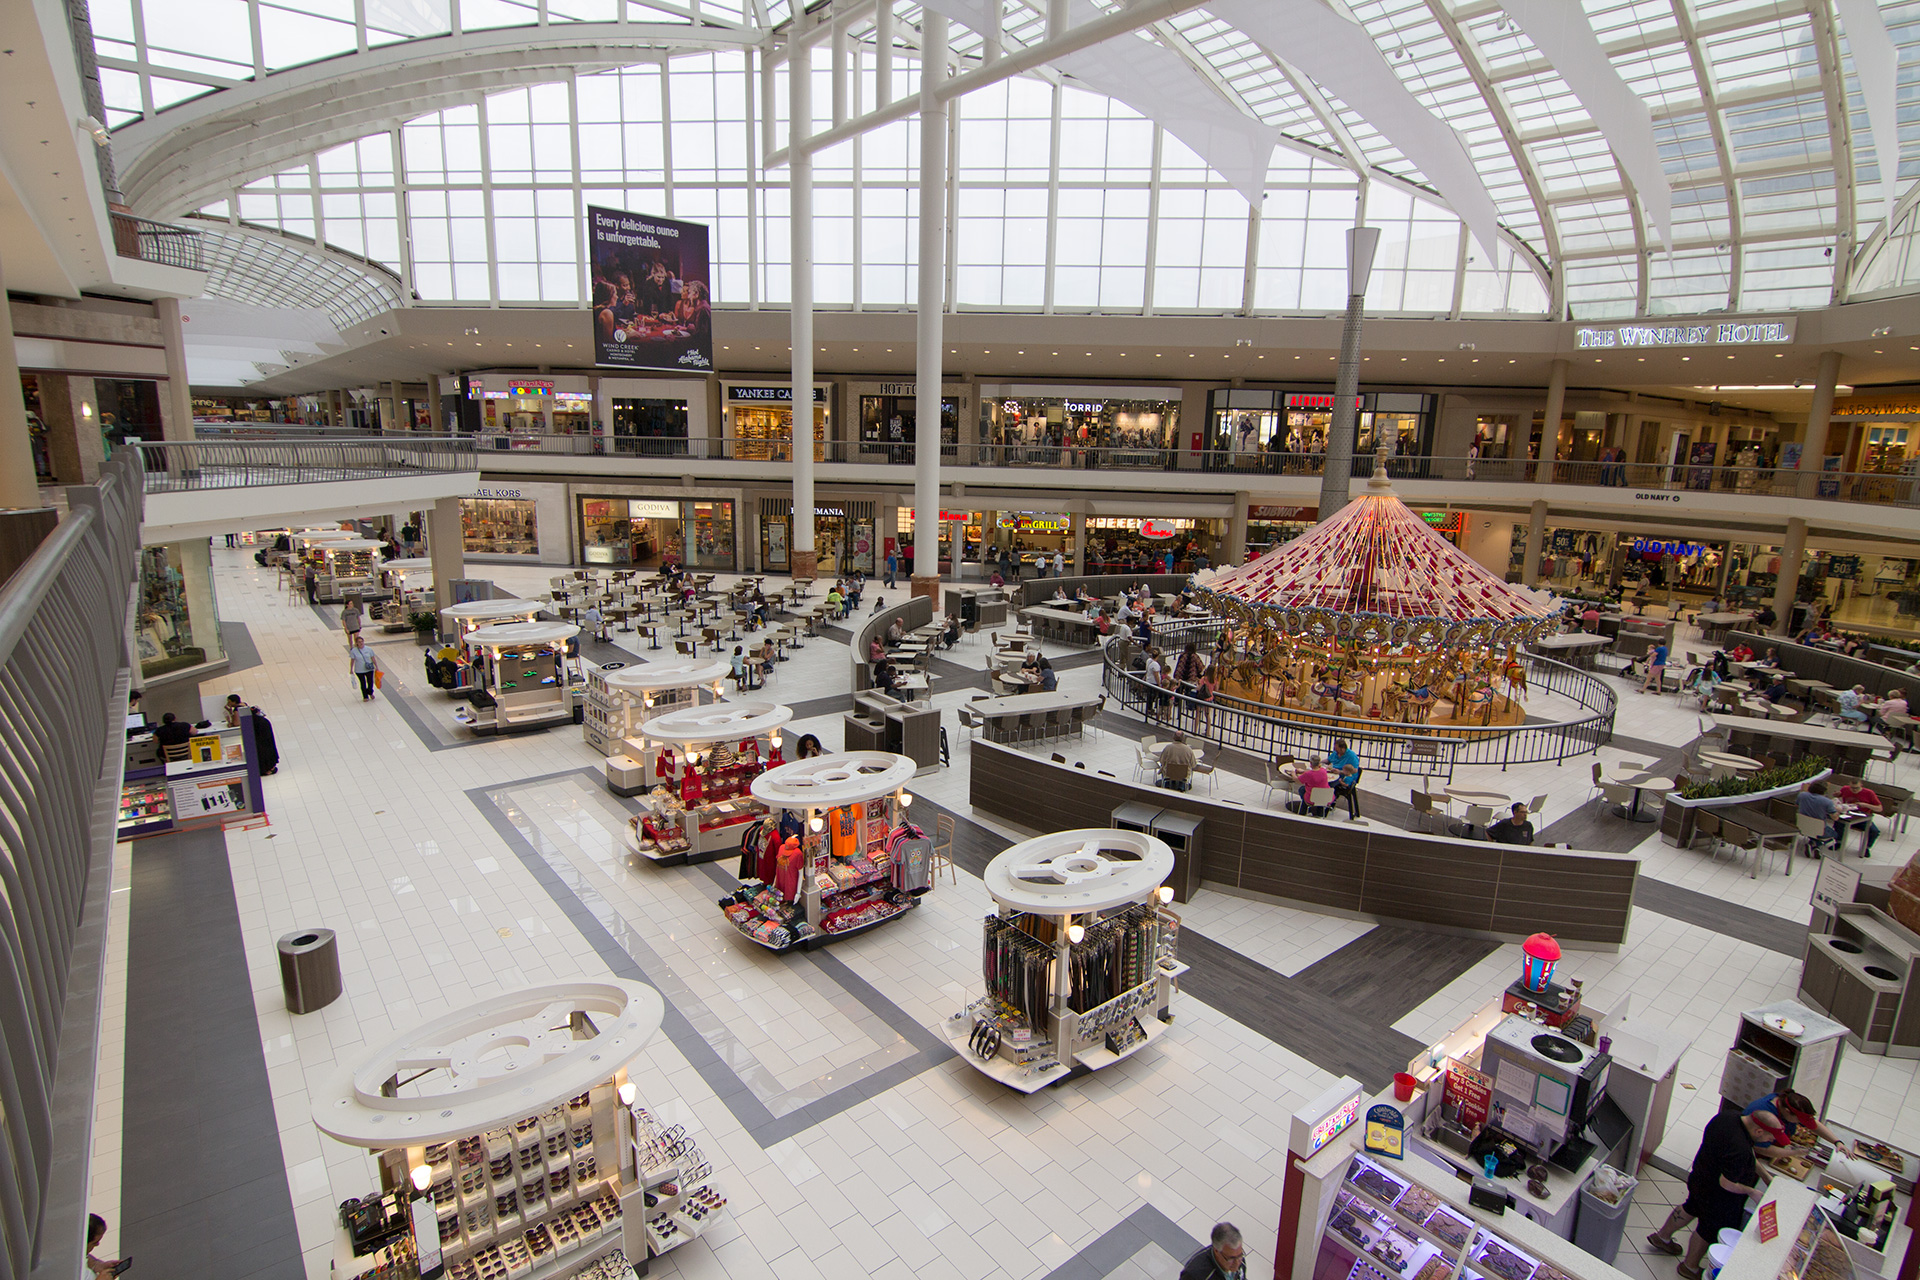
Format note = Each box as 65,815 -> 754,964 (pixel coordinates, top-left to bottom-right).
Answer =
1796,350 -> 1843,501
910,13 -> 948,603
1541,358 -> 1569,482
155,297 -> 196,443
428,496 -> 466,631
1772,516 -> 1807,637
1521,499 -> 1547,587
0,254 -> 42,509
789,40 -> 818,581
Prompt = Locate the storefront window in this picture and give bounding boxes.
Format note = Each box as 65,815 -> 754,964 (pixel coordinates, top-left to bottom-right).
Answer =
98,379 -> 164,445
859,395 -> 959,460
461,498 -> 538,556
762,501 -> 872,573
137,541 -> 225,678
1206,390 -> 1433,473
686,500 -> 736,571
612,398 -> 690,456
727,386 -> 829,461
981,393 -> 1180,470
580,497 -> 681,566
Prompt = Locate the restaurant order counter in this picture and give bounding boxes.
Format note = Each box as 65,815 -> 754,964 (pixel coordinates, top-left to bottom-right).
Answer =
717,752 -> 934,952
312,980 -> 732,1280
616,700 -> 791,865
944,828 -> 1184,1091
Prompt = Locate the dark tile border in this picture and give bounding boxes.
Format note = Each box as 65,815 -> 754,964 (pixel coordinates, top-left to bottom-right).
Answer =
1041,1204 -> 1203,1280
466,769 -> 956,1148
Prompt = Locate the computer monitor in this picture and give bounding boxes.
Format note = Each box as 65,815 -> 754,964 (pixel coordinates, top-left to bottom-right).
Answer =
125,712 -> 146,730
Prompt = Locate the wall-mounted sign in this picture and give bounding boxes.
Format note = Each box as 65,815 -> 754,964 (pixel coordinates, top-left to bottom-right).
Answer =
626,500 -> 681,519
998,513 -> 1070,534
472,488 -> 525,500
1834,399 -> 1920,418
1364,1105 -> 1406,1160
1305,1091 -> 1362,1156
553,391 -> 594,403
1827,554 -> 1861,580
1248,505 -> 1315,521
1139,520 -> 1178,540
506,380 -> 555,397
1063,401 -> 1107,413
728,385 -> 828,404
1421,511 -> 1466,534
814,507 -> 846,518
1286,395 -> 1362,410
1574,318 -> 1795,349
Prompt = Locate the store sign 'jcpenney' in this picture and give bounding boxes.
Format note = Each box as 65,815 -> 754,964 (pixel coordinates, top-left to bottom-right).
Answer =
1574,318 -> 1795,348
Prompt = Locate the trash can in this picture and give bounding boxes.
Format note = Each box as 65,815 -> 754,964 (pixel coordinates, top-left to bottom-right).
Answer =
1574,1170 -> 1637,1264
277,928 -> 342,1014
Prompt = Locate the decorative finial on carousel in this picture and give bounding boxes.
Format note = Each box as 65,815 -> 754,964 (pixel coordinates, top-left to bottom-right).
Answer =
1368,446 -> 1393,492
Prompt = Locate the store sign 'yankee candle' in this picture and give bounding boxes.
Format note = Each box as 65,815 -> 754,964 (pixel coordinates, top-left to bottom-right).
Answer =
729,385 -> 829,403
1574,317 -> 1796,348
1364,1104 -> 1406,1160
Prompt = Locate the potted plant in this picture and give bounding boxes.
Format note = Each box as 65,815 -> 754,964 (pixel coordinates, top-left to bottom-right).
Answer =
409,610 -> 439,647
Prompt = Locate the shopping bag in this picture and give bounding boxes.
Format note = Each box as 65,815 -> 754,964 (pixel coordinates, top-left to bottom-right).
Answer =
374,669 -> 383,689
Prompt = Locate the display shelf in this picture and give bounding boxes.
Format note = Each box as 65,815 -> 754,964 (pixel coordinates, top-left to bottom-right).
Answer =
938,1015 -> 1071,1093
1070,1010 -> 1170,1070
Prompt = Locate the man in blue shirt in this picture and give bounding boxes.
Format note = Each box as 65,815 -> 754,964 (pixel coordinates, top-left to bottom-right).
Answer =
1797,780 -> 1840,853
1327,737 -> 1362,820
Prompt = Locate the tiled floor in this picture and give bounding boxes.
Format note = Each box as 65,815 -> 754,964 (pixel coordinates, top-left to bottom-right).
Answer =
96,550 -> 1920,1280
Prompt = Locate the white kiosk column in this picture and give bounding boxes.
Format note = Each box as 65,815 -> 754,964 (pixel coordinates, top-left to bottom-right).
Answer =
789,40 -> 819,582
910,14 -> 949,603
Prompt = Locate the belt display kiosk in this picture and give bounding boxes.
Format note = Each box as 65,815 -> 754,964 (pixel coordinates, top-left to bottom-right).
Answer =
946,829 -> 1183,1092
586,659 -> 730,760
312,980 -> 732,1280
620,701 -> 793,865
453,621 -> 582,735
719,752 -> 932,952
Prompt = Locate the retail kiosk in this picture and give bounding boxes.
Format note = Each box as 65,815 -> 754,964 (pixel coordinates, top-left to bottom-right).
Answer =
309,538 -> 384,602
377,557 -> 436,630
719,752 -> 932,952
585,658 -> 730,758
427,600 -> 548,698
945,828 -> 1182,1092
119,718 -> 268,838
313,980 -> 730,1280
619,700 -> 793,865
453,621 -> 582,735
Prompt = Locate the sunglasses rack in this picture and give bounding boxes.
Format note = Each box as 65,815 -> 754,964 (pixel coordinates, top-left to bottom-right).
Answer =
626,1103 -> 729,1258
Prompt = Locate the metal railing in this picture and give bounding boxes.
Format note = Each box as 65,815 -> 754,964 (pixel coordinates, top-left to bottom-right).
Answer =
108,212 -> 204,271
454,430 -> 1919,508
1100,632 -> 1616,776
0,453 -> 143,1280
132,438 -> 478,492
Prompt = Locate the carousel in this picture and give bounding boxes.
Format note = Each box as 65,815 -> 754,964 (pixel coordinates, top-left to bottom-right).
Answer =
1192,454 -> 1562,730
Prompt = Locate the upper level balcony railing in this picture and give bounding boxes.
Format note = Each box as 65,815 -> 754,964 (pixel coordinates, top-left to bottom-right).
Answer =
109,212 -> 204,271
131,437 -> 477,492
456,429 -> 1920,508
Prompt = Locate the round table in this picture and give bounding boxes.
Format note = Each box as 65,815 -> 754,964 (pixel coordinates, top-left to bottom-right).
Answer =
1698,750 -> 1761,772
1617,775 -> 1674,822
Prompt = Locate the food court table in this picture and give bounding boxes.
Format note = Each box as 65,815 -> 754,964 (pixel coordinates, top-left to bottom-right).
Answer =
1712,714 -> 1882,770
1526,633 -> 1612,670
1695,611 -> 1756,641
1019,605 -> 1101,646
1616,774 -> 1673,822
970,691 -> 1099,743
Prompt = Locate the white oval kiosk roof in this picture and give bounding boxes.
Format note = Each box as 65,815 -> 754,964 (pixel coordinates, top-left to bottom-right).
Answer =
983,829 -> 1174,915
640,701 -> 793,745
312,979 -> 664,1146
751,751 -> 915,809
384,557 -> 434,574
604,659 -> 731,693
321,538 -> 386,553
293,531 -> 355,546
444,599 -> 544,622
466,621 -> 579,648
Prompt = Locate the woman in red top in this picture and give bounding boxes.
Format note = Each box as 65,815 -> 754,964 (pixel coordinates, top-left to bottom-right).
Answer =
671,280 -> 712,334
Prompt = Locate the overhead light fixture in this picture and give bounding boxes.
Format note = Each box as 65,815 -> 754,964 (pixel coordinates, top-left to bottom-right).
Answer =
1066,923 -> 1085,944
897,791 -> 912,807
1158,886 -> 1174,904
410,1165 -> 433,1192
617,1080 -> 637,1106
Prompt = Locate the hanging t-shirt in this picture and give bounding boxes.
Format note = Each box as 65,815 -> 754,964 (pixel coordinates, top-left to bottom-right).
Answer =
830,806 -> 860,861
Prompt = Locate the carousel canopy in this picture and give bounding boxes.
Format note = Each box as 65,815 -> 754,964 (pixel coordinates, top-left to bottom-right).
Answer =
1199,461 -> 1555,626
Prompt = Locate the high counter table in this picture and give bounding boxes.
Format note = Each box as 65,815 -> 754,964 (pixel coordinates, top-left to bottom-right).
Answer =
1525,633 -> 1612,670
1019,605 -> 1102,646
1711,713 -> 1883,772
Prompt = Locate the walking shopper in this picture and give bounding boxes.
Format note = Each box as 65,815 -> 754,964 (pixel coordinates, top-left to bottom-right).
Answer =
885,550 -> 897,588
1181,1223 -> 1247,1280
349,635 -> 379,701
304,564 -> 319,603
341,597 -> 363,645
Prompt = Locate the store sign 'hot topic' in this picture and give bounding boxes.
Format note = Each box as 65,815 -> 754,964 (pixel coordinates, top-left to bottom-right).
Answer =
1574,318 -> 1795,349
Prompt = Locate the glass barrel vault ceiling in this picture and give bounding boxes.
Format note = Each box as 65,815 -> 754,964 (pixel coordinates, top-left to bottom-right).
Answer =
96,0 -> 1920,320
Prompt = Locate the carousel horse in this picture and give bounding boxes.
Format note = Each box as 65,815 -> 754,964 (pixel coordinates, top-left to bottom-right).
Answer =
1498,645 -> 1529,709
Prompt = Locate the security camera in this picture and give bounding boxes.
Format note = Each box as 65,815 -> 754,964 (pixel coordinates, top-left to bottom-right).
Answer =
77,115 -> 109,147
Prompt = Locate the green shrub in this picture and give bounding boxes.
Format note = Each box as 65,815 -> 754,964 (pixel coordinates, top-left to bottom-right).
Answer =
1678,754 -> 1829,801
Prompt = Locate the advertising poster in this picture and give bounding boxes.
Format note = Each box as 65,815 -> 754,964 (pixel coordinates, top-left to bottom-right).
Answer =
1444,1059 -> 1493,1128
588,206 -> 713,372
1687,441 -> 1718,491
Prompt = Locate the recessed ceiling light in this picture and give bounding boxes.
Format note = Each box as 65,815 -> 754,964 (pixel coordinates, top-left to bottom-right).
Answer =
1681,356 -> 1690,361
1017,350 -> 1025,354
1638,357 -> 1645,362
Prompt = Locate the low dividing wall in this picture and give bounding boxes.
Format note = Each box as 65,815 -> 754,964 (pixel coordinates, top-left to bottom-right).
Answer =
1015,573 -> 1190,608
849,594 -> 933,693
969,739 -> 1637,947
1725,631 -> 1912,698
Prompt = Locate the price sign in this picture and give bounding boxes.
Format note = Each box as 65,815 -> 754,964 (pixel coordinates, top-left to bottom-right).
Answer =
1365,1104 -> 1406,1160
1445,1059 -> 1494,1129
1757,1199 -> 1778,1242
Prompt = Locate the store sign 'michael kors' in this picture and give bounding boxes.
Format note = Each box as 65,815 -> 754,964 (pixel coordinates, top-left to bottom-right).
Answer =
1575,319 -> 1794,348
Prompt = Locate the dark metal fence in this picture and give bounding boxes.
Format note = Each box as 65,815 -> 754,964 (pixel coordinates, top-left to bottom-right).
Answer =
108,213 -> 204,271
1099,632 -> 1615,778
0,453 -> 143,1279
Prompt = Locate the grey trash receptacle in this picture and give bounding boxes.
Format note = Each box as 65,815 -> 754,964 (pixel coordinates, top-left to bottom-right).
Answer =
1574,1177 -> 1636,1264
277,928 -> 342,1014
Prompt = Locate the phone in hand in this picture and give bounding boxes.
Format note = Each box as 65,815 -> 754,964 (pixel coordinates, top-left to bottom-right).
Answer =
111,1259 -> 132,1275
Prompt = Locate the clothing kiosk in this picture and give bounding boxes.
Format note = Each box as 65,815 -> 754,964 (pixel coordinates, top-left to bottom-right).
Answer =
620,701 -> 793,864
946,829 -> 1182,1091
453,621 -> 582,735
719,753 -> 932,952
432,599 -> 549,696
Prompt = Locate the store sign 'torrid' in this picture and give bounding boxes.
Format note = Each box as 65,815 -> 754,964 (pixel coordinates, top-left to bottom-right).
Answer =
1574,318 -> 1795,349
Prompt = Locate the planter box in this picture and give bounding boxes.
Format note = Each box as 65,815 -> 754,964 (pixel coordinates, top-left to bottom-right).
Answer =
1660,768 -> 1832,848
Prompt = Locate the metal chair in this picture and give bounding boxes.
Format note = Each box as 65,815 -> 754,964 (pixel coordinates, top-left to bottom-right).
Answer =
1598,782 -> 1635,818
1458,803 -> 1493,837
1191,751 -> 1217,795
1133,744 -> 1157,782
1693,809 -> 1722,857
1526,794 -> 1548,824
1796,812 -> 1831,862
1308,786 -> 1337,818
1409,789 -> 1439,832
1719,820 -> 1762,877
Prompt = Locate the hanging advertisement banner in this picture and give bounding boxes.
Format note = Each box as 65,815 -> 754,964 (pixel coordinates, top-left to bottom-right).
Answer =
588,206 -> 713,372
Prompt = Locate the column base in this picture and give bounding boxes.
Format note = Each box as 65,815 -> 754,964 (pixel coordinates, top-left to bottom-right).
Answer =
789,549 -> 819,580
910,574 -> 942,603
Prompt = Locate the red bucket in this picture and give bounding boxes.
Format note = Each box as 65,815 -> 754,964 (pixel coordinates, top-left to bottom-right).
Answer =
1393,1072 -> 1419,1102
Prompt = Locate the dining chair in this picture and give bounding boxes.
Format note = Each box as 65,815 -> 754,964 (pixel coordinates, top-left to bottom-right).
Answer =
1598,782 -> 1635,817
1796,813 -> 1831,863
1693,810 -> 1722,857
1133,744 -> 1157,782
1459,803 -> 1493,837
1308,786 -> 1336,818
931,814 -> 957,884
1409,790 -> 1438,832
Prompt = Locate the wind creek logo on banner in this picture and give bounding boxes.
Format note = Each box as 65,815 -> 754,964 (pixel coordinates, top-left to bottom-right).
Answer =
589,206 -> 714,372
